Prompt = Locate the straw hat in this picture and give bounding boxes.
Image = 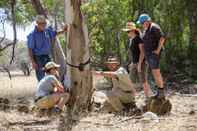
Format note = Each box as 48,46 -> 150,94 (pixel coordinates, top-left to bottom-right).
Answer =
105,57 -> 120,64
122,22 -> 137,32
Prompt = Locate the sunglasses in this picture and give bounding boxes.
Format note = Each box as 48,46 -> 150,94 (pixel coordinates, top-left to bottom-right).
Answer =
127,31 -> 133,33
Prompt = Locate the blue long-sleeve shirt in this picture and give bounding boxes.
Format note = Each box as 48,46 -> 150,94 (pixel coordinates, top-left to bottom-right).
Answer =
27,27 -> 57,56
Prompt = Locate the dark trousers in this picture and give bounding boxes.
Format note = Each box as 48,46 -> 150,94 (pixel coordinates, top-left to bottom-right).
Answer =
34,55 -> 51,81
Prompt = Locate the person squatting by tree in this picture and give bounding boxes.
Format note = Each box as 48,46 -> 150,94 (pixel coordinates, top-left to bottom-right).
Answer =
94,57 -> 136,112
34,61 -> 70,113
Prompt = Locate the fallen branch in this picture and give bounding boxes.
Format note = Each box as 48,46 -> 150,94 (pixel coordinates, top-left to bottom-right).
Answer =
79,120 -> 116,127
114,115 -> 143,124
8,119 -> 51,126
174,93 -> 197,97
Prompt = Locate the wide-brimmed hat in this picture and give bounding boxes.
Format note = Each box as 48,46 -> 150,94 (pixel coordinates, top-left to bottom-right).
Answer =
43,61 -> 60,71
122,22 -> 137,32
105,57 -> 120,64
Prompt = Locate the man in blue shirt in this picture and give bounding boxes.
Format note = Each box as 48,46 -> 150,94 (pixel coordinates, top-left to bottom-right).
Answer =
27,15 -> 67,81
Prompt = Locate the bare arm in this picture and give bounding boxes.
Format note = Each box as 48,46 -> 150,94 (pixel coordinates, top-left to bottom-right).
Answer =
138,44 -> 145,65
52,80 -> 65,93
93,71 -> 117,79
56,24 -> 68,35
154,37 -> 165,55
158,37 -> 165,52
28,48 -> 37,69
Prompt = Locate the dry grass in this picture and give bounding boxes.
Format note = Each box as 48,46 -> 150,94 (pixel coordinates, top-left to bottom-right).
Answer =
0,71 -> 197,131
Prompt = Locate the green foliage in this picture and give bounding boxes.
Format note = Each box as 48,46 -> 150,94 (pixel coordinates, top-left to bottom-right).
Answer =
0,0 -> 197,79
82,0 -> 197,79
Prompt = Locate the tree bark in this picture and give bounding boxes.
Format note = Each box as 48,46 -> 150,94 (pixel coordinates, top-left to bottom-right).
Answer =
63,0 -> 93,130
9,0 -> 17,64
52,38 -> 67,80
30,0 -> 47,17
187,0 -> 197,47
186,0 -> 197,76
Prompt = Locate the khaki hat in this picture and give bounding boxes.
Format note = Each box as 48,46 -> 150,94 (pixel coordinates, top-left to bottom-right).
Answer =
122,22 -> 137,32
105,57 -> 120,64
35,15 -> 46,23
44,61 -> 60,71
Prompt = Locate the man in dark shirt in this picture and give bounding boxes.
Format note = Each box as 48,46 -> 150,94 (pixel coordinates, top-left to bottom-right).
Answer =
137,14 -> 166,98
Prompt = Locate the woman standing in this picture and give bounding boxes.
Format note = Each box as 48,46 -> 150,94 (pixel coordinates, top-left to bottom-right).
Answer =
122,22 -> 150,98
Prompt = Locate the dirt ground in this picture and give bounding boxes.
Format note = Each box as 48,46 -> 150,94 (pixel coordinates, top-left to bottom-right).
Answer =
0,71 -> 197,131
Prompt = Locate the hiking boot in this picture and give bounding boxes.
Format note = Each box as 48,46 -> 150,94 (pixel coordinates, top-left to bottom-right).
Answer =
51,107 -> 62,115
154,87 -> 165,99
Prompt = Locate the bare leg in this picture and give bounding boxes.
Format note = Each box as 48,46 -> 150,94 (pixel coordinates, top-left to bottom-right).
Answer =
139,62 -> 151,97
56,93 -> 70,110
143,81 -> 150,97
152,69 -> 164,88
36,93 -> 70,110
151,69 -> 165,98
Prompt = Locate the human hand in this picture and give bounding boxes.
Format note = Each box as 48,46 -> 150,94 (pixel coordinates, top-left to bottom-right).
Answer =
32,61 -> 38,69
63,24 -> 68,32
153,49 -> 160,55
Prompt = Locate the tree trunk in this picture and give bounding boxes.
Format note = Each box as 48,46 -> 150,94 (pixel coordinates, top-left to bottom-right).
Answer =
187,0 -> 197,77
9,0 -> 17,64
63,0 -> 93,130
187,0 -> 197,47
52,38 -> 67,80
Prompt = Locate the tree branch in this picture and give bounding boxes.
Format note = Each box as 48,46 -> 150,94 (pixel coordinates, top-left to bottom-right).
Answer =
0,42 -> 14,52
9,0 -> 17,64
30,0 -> 48,17
0,22 -> 6,44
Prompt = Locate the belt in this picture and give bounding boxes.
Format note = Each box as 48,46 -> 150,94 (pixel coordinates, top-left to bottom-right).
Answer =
124,91 -> 132,93
34,96 -> 43,102
34,54 -> 49,58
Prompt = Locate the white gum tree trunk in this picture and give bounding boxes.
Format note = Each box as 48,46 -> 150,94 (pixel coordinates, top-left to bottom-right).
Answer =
64,0 -> 93,125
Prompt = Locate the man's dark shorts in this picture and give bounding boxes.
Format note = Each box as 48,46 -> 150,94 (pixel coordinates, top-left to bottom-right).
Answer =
146,53 -> 160,69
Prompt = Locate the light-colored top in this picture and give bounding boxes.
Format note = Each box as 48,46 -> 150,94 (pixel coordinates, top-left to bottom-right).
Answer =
112,67 -> 135,92
115,67 -> 128,75
35,75 -> 60,98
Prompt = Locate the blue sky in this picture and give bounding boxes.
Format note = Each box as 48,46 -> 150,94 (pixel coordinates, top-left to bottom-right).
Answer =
0,22 -> 34,42
0,8 -> 34,42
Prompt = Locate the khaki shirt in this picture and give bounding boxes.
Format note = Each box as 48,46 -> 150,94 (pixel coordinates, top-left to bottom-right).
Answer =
112,67 -> 135,93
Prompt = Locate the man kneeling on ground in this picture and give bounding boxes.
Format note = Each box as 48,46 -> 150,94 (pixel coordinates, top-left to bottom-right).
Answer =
35,61 -> 70,113
94,57 -> 136,112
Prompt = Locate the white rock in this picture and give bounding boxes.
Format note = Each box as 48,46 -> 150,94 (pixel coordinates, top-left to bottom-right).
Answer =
142,112 -> 159,123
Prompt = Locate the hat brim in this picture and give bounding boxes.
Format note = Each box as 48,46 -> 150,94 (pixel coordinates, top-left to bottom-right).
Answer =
105,61 -> 120,64
122,28 -> 132,32
122,28 -> 137,32
43,64 -> 60,71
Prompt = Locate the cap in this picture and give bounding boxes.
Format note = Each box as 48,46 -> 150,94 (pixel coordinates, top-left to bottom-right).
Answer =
44,61 -> 60,71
